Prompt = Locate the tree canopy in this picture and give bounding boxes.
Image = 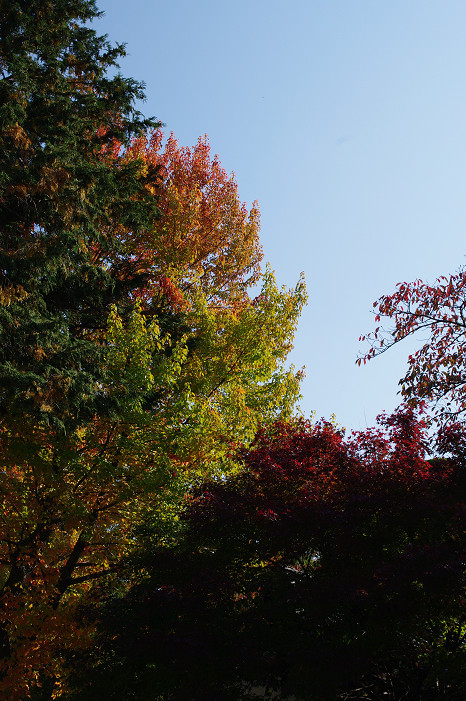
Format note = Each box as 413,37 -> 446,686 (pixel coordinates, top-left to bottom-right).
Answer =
0,3 -> 306,697
359,267 -> 466,423
64,408 -> 466,700
1,2 -> 465,700
0,0 -> 162,430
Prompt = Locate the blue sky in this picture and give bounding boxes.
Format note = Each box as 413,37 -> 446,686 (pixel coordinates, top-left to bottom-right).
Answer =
98,0 -> 466,431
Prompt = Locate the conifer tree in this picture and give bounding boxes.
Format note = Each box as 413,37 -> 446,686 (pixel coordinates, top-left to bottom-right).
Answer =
0,0 -> 160,429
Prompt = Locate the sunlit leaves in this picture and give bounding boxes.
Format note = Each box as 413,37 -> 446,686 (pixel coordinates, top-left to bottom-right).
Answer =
0,4 -> 308,696
107,130 -> 263,309
359,267 -> 466,423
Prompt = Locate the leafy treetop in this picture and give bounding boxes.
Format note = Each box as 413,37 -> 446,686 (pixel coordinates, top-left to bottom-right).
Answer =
358,267 -> 466,423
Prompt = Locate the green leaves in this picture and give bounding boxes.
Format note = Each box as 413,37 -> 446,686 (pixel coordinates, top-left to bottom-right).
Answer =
0,5 -> 308,696
0,0 -> 161,431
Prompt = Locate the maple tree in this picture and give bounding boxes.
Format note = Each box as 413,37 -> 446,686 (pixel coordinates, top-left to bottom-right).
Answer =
69,407 -> 465,700
0,266 -> 306,697
114,130 -> 263,309
0,4 -> 307,697
0,279 -> 305,700
358,267 -> 466,423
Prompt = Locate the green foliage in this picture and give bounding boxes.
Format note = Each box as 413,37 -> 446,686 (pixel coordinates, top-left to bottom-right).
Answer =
0,0 -> 161,430
177,266 -> 307,463
0,6 -> 308,697
0,261 -> 306,697
107,301 -> 189,415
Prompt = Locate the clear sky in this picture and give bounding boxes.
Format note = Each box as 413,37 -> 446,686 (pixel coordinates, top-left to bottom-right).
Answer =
98,0 -> 466,432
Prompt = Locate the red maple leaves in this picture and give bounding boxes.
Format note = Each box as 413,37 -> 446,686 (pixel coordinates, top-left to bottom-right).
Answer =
359,268 -> 466,422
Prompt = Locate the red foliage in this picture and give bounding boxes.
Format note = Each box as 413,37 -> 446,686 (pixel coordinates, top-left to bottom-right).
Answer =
231,406 -> 434,515
149,406 -> 466,699
62,407 -> 465,699
158,275 -> 185,309
359,267 -> 466,422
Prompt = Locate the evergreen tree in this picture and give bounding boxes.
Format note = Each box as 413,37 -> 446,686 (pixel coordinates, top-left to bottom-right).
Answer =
0,0 -> 161,429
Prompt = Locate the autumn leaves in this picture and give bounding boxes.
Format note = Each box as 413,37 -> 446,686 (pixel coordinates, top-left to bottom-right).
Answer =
1,1 -> 465,699
0,2 -> 305,697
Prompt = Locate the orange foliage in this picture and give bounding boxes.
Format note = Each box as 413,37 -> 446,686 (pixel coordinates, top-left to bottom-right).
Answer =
0,418 -> 151,698
106,130 -> 263,309
0,130 -> 266,697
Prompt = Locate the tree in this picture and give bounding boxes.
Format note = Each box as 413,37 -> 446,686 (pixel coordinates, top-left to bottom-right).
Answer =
0,4 -> 307,695
116,130 -> 263,309
358,267 -> 466,423
0,263 -> 306,698
0,0 -> 161,431
0,0 -> 169,693
69,407 -> 466,700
